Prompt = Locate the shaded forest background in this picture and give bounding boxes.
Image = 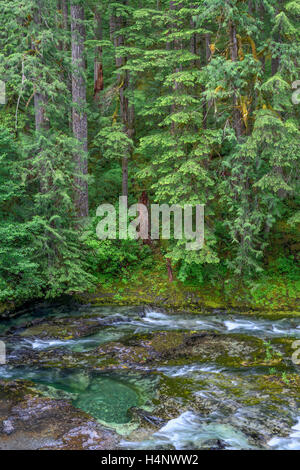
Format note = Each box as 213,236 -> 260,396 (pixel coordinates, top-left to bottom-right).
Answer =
0,0 -> 299,306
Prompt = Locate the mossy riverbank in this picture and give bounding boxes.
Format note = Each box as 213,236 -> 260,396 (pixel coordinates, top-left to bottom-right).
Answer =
77,271 -> 300,318
0,268 -> 299,320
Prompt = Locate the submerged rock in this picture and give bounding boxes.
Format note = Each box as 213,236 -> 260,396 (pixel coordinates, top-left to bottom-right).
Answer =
18,316 -> 107,340
6,328 -> 287,372
1,304 -> 299,450
122,370 -> 300,450
0,380 -> 118,450
93,330 -> 285,369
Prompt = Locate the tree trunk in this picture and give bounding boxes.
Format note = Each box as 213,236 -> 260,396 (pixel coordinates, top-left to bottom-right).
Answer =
71,2 -> 88,218
33,2 -> 49,194
61,0 -> 69,40
57,0 -> 72,130
111,2 -> 133,198
58,0 -> 69,51
229,20 -> 243,139
138,191 -> 151,245
33,3 -> 49,133
203,33 -> 211,129
34,93 -> 49,132
94,10 -> 104,101
166,258 -> 174,282
170,1 -> 182,134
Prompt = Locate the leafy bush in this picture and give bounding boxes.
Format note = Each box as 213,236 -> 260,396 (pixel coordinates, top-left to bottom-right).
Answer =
270,256 -> 300,281
83,217 -> 152,278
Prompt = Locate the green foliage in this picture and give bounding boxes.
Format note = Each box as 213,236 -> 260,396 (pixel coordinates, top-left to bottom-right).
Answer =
0,2 -> 96,302
0,126 -> 42,301
269,256 -> 300,281
177,263 -> 204,285
0,0 -> 299,305
83,217 -> 152,279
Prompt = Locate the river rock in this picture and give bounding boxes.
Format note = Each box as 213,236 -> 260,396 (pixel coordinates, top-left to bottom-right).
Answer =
0,379 -> 118,450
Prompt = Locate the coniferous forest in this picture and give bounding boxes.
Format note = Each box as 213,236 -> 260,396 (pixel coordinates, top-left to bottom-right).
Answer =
0,0 -> 300,454
0,0 -> 299,307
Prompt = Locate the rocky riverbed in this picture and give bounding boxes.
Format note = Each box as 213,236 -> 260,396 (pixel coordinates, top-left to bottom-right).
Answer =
0,303 -> 299,450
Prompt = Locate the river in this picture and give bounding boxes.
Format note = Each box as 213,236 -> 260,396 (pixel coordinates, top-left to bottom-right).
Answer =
0,303 -> 299,450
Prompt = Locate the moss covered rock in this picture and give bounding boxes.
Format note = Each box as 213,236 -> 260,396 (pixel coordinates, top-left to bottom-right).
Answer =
0,379 -> 118,450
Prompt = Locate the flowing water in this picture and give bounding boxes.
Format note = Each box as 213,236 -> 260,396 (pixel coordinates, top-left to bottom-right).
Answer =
0,303 -> 299,449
